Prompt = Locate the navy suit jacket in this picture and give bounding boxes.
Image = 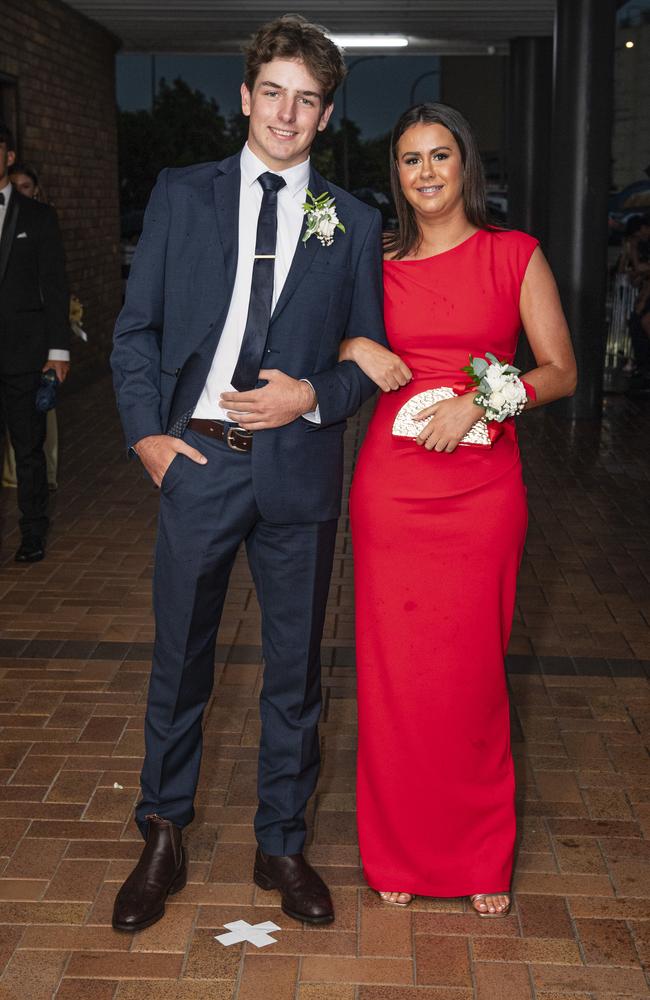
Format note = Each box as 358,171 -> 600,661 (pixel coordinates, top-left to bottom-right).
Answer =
111,151 -> 388,522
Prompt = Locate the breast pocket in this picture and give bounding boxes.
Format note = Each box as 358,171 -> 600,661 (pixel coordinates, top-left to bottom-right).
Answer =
12,232 -> 35,256
309,262 -> 353,284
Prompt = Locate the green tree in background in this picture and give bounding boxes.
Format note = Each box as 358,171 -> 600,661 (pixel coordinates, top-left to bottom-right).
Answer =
119,78 -> 235,211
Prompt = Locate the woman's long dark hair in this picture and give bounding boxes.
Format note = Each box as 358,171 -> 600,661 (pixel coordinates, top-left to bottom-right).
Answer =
384,102 -> 494,260
9,162 -> 40,187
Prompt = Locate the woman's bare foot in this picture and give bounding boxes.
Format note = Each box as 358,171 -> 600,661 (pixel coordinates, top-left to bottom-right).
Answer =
378,891 -> 414,907
470,892 -> 511,917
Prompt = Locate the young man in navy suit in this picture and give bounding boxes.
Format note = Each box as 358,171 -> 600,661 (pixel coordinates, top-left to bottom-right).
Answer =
111,15 -> 387,931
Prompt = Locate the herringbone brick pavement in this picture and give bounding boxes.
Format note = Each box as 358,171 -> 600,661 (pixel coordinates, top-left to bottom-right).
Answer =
0,375 -> 647,999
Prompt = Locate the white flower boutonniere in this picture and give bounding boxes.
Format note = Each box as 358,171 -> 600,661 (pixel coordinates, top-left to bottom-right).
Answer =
302,189 -> 346,247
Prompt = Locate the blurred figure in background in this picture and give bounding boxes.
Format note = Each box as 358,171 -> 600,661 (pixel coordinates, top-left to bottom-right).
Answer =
627,214 -> 650,393
120,230 -> 139,299
8,162 -> 44,201
612,216 -> 642,376
0,125 -> 70,562
3,162 -> 59,491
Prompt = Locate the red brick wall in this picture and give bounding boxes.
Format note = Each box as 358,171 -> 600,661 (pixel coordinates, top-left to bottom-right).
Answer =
0,0 -> 121,377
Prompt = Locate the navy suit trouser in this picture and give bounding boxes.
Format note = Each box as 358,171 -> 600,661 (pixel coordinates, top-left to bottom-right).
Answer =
136,429 -> 337,856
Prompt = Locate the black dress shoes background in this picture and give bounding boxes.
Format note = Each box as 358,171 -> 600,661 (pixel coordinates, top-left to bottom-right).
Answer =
15,536 -> 45,563
112,813 -> 187,932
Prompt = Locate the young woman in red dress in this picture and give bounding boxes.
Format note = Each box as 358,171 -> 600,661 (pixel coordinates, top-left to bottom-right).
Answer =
340,104 -> 576,915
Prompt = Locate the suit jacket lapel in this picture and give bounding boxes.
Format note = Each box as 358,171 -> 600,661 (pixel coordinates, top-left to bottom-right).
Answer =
271,166 -> 324,323
0,193 -> 19,288
212,155 -> 241,296
168,156 -> 242,432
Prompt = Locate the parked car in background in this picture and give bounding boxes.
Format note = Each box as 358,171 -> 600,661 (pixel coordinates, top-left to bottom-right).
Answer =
486,188 -> 508,224
120,209 -> 145,239
608,179 -> 650,241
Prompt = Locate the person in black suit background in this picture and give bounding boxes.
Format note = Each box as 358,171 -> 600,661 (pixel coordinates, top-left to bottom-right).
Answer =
0,125 -> 70,562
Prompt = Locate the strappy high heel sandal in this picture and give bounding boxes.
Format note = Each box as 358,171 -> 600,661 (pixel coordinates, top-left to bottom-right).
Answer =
470,892 -> 511,918
377,890 -> 415,907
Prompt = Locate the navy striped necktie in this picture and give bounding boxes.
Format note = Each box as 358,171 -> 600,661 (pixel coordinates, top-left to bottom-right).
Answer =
231,171 -> 287,392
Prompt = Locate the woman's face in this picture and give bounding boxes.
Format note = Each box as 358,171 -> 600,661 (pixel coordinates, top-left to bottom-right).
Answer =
11,172 -> 38,198
395,122 -> 465,222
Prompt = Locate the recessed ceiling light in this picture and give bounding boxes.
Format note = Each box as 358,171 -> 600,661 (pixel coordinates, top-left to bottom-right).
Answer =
328,34 -> 409,49
625,40 -> 635,48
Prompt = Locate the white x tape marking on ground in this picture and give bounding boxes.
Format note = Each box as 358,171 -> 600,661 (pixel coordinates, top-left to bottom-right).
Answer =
214,920 -> 281,948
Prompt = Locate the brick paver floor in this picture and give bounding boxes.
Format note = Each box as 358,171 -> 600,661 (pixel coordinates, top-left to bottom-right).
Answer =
0,374 -> 647,999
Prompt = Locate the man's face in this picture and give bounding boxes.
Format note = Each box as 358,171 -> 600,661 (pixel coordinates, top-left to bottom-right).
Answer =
0,144 -> 16,184
241,58 -> 333,171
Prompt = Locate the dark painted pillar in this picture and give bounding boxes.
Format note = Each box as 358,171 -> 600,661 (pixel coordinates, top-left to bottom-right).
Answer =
546,0 -> 617,420
507,36 -> 553,246
508,37 -> 553,373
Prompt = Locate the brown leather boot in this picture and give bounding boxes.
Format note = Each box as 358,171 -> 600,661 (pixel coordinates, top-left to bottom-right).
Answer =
112,813 -> 187,932
254,848 -> 334,924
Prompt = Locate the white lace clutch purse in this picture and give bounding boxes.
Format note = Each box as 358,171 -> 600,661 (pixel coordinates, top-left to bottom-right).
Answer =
391,387 -> 491,447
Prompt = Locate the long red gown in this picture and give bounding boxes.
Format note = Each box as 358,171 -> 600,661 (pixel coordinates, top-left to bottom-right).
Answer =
351,228 -> 538,897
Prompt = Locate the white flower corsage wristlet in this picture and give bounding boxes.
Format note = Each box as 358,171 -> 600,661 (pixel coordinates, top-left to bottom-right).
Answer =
392,352 -> 534,448
462,352 -> 529,422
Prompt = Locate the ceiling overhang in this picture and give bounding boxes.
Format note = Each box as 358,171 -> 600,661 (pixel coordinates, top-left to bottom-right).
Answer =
64,2 -> 557,54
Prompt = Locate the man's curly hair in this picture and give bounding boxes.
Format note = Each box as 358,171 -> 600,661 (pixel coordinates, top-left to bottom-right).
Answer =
244,14 -> 346,105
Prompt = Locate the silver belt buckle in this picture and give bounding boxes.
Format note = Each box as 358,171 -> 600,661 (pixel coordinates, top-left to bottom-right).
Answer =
226,425 -> 251,452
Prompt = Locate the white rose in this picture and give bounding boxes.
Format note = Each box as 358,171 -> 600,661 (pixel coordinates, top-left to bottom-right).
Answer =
319,219 -> 337,238
502,379 -> 526,404
490,389 -> 506,409
485,365 -> 506,391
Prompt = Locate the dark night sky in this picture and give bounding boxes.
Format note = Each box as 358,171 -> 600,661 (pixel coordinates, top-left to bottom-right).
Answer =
116,52 -> 442,138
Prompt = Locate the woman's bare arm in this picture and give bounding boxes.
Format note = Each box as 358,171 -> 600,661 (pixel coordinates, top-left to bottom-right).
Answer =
518,248 -> 577,407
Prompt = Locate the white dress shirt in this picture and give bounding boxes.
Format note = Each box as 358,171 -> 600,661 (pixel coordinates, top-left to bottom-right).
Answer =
193,144 -> 316,421
0,179 -> 11,239
0,180 -> 69,363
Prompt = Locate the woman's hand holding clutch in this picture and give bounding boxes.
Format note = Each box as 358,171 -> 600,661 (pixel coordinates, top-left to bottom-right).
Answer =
339,337 -> 412,392
414,393 -> 486,453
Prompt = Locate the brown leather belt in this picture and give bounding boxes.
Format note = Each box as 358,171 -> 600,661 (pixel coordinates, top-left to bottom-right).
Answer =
187,418 -> 253,453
